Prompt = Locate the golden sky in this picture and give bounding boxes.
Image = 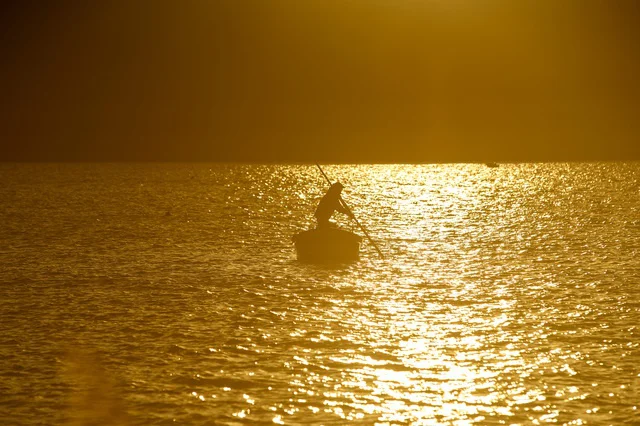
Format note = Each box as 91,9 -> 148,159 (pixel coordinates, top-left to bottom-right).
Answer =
1,0 -> 639,162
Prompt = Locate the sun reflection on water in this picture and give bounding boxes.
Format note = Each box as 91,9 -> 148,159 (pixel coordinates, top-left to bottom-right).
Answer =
259,163 -> 640,424
3,163 -> 639,424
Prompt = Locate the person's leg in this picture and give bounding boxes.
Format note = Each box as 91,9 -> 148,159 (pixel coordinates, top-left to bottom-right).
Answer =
317,217 -> 329,229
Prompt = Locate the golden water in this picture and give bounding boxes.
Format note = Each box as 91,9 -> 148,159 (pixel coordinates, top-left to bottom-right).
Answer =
1,163 -> 639,424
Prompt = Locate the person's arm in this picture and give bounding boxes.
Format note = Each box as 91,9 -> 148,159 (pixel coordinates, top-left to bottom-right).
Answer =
336,197 -> 354,218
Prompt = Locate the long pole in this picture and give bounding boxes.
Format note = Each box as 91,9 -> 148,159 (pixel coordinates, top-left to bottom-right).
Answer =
315,163 -> 385,259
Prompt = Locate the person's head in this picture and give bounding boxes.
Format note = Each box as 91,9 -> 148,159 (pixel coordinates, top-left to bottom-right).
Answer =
330,182 -> 344,194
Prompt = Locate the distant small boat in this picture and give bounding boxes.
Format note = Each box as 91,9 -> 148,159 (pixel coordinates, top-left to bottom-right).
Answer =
485,162 -> 499,168
292,228 -> 362,263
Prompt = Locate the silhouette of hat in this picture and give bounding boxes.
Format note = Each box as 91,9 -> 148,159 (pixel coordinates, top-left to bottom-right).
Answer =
331,182 -> 344,191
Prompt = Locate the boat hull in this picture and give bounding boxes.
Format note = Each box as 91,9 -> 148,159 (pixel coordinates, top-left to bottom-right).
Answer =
292,228 -> 362,263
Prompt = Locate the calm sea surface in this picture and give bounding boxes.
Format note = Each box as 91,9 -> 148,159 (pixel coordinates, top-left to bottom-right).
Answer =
1,163 -> 639,425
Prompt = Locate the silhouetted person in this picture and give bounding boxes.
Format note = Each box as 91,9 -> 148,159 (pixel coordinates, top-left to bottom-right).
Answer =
315,182 -> 353,229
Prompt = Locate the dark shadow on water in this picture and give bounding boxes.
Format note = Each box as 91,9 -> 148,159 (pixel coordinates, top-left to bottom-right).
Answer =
297,258 -> 360,270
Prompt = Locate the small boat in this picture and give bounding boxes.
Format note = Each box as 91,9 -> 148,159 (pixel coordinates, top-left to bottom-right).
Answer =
485,162 -> 499,168
292,228 -> 362,263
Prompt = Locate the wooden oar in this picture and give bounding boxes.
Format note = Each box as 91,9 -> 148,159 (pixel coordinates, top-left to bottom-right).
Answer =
315,163 -> 385,259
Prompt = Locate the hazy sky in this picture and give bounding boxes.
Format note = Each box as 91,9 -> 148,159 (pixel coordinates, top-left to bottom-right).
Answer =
1,0 -> 639,162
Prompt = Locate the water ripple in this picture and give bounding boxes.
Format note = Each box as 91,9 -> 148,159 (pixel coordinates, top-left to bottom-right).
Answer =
1,162 -> 639,424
